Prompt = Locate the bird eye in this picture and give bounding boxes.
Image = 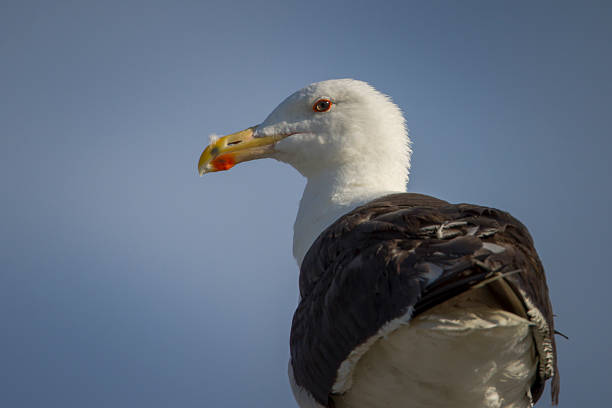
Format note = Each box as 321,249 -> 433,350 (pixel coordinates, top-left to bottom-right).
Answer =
313,99 -> 332,113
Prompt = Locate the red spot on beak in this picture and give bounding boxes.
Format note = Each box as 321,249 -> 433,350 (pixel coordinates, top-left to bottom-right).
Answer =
211,155 -> 236,171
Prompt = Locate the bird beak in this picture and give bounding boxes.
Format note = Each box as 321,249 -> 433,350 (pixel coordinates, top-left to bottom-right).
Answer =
198,126 -> 279,175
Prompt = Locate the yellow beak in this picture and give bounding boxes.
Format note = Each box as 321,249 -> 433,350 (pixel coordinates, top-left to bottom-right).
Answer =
198,126 -> 279,176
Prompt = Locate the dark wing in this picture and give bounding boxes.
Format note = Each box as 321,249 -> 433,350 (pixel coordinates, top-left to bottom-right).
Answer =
290,193 -> 558,407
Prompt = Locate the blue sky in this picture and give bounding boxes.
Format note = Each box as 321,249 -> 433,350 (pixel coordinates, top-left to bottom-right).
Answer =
1,1 -> 611,406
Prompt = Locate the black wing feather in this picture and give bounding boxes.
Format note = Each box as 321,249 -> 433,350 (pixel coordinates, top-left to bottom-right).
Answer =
290,193 -> 558,407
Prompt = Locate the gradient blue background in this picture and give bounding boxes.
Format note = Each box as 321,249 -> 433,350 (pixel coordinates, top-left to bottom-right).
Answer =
2,1 -> 611,406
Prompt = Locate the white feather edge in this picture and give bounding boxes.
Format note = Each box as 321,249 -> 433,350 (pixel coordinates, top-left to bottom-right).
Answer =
332,306 -> 415,393
288,306 -> 415,407
520,290 -> 555,381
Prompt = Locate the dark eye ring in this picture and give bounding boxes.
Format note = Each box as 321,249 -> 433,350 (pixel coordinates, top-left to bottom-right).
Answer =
313,98 -> 332,113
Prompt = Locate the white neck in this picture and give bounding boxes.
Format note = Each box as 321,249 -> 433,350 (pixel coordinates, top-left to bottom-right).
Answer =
292,163 -> 407,266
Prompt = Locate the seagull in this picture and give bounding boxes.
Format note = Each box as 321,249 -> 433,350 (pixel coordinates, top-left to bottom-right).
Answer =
198,79 -> 559,408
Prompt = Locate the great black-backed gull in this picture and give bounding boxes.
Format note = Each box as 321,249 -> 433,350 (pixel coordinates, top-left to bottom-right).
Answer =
198,79 -> 559,408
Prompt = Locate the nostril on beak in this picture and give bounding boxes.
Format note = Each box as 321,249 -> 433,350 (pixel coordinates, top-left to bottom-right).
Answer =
227,140 -> 242,146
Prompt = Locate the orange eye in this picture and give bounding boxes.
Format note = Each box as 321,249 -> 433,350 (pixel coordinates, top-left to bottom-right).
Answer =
313,98 -> 332,112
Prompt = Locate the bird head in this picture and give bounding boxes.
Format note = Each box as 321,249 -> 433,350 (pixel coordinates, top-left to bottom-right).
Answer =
198,79 -> 411,183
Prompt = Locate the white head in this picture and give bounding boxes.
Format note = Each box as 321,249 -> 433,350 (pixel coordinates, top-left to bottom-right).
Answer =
256,79 -> 411,184
198,79 -> 412,264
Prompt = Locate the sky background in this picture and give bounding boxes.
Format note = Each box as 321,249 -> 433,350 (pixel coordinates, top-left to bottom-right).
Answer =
1,1 -> 611,407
